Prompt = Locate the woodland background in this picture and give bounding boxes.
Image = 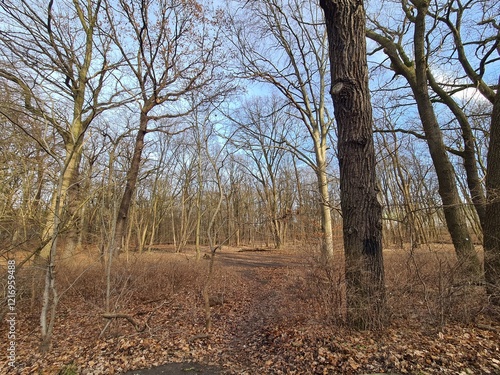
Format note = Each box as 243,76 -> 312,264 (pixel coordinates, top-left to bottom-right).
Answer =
0,0 -> 499,373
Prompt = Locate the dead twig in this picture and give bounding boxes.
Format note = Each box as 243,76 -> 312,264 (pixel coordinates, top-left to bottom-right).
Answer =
476,323 -> 500,333
102,313 -> 148,332
188,333 -> 212,343
101,301 -> 166,335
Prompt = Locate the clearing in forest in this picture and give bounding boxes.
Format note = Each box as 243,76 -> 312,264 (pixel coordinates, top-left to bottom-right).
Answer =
1,244 -> 499,374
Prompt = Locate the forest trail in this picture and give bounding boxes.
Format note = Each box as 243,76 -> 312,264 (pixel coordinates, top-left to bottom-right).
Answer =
123,248 -> 307,374
3,246 -> 499,375
123,248 -> 309,374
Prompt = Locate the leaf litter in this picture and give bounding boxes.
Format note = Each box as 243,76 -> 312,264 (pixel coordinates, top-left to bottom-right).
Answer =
1,248 -> 499,374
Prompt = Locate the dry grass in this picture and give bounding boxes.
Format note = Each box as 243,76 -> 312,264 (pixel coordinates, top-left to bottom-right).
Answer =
1,243 -> 498,374
6,243 -> 492,329
301,243 -> 491,329
4,243 -> 493,326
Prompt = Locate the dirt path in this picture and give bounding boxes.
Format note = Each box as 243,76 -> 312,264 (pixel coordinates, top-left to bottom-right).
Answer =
122,362 -> 221,375
216,249 -> 304,269
123,249 -> 306,375
4,246 -> 499,374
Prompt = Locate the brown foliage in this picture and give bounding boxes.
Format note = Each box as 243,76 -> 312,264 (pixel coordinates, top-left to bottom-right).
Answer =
0,245 -> 499,374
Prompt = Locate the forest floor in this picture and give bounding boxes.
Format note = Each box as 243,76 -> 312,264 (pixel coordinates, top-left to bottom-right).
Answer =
1,244 -> 500,374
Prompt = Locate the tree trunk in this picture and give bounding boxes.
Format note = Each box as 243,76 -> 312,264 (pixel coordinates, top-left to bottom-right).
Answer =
39,138 -> 83,258
316,155 -> 334,259
411,4 -> 480,277
113,112 -> 148,254
65,150 -> 84,256
484,75 -> 500,305
195,160 -> 203,258
428,72 -> 486,230
320,0 -> 385,328
366,3 -> 482,277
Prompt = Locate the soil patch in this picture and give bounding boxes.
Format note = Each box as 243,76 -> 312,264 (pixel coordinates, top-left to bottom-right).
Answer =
122,362 -> 221,375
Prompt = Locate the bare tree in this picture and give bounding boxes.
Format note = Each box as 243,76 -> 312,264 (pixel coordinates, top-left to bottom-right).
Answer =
200,116 -> 229,332
483,13 -> 500,305
0,0 -> 127,353
228,96 -> 296,249
485,76 -> 500,305
0,0 -> 125,260
0,87 -> 51,250
320,0 -> 385,328
103,0 -> 230,260
226,0 -> 335,259
366,0 -> 483,276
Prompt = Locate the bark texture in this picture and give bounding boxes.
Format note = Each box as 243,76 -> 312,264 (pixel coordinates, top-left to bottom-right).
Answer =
366,2 -> 481,278
320,0 -> 385,328
113,112 -> 149,253
484,74 -> 500,305
411,3 -> 480,277
316,150 -> 335,260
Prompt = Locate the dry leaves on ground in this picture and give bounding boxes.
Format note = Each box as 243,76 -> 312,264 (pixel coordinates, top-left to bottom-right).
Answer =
1,248 -> 499,374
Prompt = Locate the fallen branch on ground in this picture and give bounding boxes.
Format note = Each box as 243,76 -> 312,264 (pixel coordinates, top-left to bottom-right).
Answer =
188,333 -> 212,343
102,312 -> 150,332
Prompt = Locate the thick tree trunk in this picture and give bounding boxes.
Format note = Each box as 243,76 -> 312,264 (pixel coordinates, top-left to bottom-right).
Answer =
484,75 -> 500,305
412,4 -> 480,277
65,150 -> 84,256
113,112 -> 149,253
39,138 -> 84,258
320,0 -> 385,328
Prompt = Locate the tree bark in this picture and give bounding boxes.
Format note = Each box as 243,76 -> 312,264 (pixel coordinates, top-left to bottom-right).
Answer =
316,153 -> 334,259
366,2 -> 481,278
320,0 -> 385,328
113,113 -> 148,253
40,137 -> 84,258
484,74 -> 500,305
65,149 -> 84,256
411,3 -> 480,277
